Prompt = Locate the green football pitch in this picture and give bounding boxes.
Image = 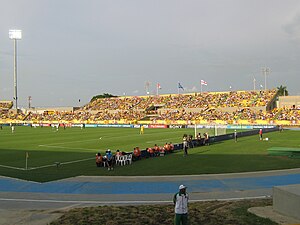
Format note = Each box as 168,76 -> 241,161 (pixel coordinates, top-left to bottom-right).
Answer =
0,126 -> 299,182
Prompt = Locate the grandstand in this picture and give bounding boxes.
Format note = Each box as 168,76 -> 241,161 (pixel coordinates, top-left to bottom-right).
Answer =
0,101 -> 13,110
1,89 -> 300,125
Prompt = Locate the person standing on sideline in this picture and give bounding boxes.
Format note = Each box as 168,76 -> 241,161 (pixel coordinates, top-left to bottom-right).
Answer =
234,130 -> 237,142
196,133 -> 201,146
95,153 -> 103,167
182,134 -> 188,156
140,125 -> 144,135
259,129 -> 263,141
11,125 -> 15,133
173,184 -> 189,225
106,149 -> 114,171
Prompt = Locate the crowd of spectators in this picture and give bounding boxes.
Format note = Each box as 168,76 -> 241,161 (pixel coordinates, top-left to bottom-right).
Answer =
0,110 -> 25,121
157,108 -> 234,121
23,110 -> 146,122
83,96 -> 150,111
0,101 -> 13,109
1,89 -> 300,123
275,107 -> 300,121
82,90 -> 277,111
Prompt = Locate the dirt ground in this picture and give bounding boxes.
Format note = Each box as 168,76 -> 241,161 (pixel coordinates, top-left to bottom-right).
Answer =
50,198 -> 278,225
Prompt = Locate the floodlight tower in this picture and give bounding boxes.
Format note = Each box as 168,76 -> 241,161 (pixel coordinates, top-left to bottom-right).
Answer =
9,29 -> 22,109
261,67 -> 270,91
28,96 -> 32,109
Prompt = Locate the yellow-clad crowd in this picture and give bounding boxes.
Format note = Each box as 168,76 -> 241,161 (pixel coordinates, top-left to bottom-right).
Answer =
1,89 -> 300,125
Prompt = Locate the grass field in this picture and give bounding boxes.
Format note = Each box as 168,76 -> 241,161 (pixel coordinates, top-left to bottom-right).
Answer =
0,126 -> 299,182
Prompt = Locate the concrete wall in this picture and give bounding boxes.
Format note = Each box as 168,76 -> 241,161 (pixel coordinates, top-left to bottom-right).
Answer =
24,107 -> 75,114
278,96 -> 300,108
273,184 -> 300,220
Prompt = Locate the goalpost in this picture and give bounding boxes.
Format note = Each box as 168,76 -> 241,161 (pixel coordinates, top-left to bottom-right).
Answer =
214,125 -> 227,136
194,124 -> 227,137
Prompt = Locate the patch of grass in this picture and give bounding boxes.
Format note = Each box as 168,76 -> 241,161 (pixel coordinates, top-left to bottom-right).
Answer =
50,199 -> 278,225
0,127 -> 299,182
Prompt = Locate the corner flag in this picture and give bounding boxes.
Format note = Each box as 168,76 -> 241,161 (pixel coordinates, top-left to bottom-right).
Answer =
25,152 -> 29,170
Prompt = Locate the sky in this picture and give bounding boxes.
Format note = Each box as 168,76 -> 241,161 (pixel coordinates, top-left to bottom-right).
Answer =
1,0 -> 300,108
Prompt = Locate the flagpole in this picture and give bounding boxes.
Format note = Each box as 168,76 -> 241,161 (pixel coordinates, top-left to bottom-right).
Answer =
25,152 -> 28,170
201,83 -> 203,94
156,84 -> 158,96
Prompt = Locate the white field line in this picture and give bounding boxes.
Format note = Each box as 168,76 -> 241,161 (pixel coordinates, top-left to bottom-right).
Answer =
0,157 -> 94,171
27,157 -> 95,171
39,145 -> 100,151
0,196 -> 270,205
0,164 -> 26,170
39,138 -> 102,146
60,157 -> 95,166
38,131 -> 179,149
146,138 -> 178,144
40,133 -> 135,147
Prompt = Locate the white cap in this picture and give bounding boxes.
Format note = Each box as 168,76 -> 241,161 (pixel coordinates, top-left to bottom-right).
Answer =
179,184 -> 186,190
107,149 -> 111,152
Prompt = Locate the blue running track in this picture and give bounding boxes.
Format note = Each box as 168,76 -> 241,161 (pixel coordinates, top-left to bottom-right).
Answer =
0,173 -> 300,195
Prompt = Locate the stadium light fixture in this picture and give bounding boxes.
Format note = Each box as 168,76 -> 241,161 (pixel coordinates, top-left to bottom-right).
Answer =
261,67 -> 270,91
9,29 -> 22,109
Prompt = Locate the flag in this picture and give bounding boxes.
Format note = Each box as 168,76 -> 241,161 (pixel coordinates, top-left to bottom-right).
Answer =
201,80 -> 207,86
178,82 -> 184,90
157,83 -> 162,89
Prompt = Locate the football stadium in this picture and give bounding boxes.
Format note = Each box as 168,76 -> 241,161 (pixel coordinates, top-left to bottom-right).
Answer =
1,88 -> 300,224
0,89 -> 299,181
1,1 -> 300,225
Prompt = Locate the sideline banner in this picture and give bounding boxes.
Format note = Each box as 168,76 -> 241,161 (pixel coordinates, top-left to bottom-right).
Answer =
148,124 -> 168,129
97,124 -> 133,128
169,125 -> 186,129
187,125 -> 227,129
85,124 -> 97,128
134,125 -> 149,128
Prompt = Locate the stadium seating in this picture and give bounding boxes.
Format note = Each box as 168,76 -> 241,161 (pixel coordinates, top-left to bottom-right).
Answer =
0,101 -> 13,110
2,89 -> 300,124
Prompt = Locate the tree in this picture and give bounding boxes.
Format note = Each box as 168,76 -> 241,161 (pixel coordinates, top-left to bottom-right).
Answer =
277,85 -> 289,96
90,93 -> 118,102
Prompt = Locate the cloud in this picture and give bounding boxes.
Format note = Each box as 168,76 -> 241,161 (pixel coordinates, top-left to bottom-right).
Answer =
2,87 -> 12,92
283,12 -> 300,43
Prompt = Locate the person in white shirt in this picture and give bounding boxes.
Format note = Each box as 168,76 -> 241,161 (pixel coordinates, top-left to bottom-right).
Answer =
173,184 -> 189,225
